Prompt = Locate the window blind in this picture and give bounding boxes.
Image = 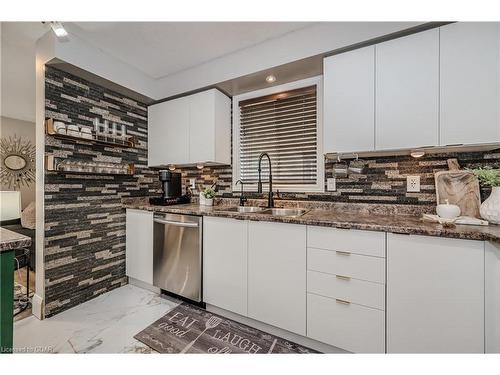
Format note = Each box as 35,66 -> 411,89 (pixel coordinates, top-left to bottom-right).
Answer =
239,85 -> 318,186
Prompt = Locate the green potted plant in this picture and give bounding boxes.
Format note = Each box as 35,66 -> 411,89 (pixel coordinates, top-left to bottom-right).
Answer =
200,187 -> 216,206
471,167 -> 500,224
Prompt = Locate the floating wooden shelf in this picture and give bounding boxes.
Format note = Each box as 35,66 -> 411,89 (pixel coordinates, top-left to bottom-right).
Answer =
45,118 -> 136,149
45,155 -> 135,176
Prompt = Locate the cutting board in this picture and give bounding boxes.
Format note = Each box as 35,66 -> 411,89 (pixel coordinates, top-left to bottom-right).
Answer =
434,159 -> 481,218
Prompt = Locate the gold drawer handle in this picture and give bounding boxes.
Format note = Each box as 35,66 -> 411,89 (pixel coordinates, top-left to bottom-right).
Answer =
336,275 -> 351,281
336,298 -> 351,305
336,251 -> 351,256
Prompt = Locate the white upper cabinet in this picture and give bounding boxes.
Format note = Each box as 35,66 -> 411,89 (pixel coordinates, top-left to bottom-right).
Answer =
375,28 -> 440,150
440,22 -> 500,145
189,90 -> 231,164
148,96 -> 189,166
323,46 -> 375,153
148,89 -> 231,167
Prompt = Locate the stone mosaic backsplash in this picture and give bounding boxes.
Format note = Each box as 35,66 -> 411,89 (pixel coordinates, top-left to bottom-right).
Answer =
175,149 -> 500,207
44,66 -> 159,317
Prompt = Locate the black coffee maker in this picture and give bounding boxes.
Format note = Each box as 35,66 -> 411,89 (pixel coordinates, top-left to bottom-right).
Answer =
149,170 -> 190,205
159,170 -> 181,199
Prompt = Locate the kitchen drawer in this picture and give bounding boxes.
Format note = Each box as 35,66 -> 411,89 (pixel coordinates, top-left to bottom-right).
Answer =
307,226 -> 385,258
307,293 -> 385,353
307,247 -> 385,284
307,270 -> 385,310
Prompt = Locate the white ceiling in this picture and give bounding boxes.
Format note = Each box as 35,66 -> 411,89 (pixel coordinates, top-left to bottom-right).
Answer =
64,22 -> 314,79
0,21 -> 313,121
2,22 -> 314,80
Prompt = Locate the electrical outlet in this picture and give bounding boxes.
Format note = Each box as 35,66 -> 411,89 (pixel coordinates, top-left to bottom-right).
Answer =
327,177 -> 336,192
406,176 -> 421,192
189,178 -> 196,189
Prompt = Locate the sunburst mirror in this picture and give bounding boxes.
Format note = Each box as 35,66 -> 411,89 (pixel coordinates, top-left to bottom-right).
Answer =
0,135 -> 36,188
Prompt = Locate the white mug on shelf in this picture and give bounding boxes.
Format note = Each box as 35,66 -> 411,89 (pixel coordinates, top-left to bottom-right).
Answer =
80,127 -> 93,139
67,124 -> 80,137
54,121 -> 67,135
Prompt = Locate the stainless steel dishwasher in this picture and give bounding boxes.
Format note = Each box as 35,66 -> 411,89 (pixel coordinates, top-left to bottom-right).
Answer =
153,213 -> 202,302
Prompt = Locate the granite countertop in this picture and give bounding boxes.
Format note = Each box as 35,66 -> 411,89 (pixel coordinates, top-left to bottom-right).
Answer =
123,199 -> 500,243
0,227 -> 32,253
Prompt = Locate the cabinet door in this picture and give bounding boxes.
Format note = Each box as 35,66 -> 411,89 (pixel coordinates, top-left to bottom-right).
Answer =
148,96 -> 189,166
248,221 -> 306,335
324,46 -> 375,153
125,209 -> 153,284
375,28 -> 439,150
189,90 -> 215,163
486,241 -> 500,353
203,217 -> 247,316
387,233 -> 484,353
440,22 -> 500,145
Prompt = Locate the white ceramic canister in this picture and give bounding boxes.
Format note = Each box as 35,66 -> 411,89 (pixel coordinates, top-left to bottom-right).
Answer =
436,199 -> 461,219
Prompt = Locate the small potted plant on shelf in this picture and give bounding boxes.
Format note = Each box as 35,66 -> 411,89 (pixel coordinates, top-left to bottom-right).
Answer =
471,166 -> 500,224
200,187 -> 216,206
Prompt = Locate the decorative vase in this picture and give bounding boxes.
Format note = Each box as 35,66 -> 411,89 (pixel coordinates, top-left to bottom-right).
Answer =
480,186 -> 500,224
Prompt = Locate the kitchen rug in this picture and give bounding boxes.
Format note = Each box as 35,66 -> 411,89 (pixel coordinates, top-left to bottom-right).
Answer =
134,302 -> 319,354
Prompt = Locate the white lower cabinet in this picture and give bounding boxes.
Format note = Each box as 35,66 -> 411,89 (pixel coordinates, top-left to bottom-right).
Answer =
486,241 -> 500,353
203,217 -> 248,316
387,233 -> 484,353
306,226 -> 386,353
201,218 -> 490,353
248,221 -> 307,336
125,209 -> 153,284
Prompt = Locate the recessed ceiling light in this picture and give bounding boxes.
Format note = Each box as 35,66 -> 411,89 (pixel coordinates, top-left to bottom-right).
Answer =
410,150 -> 426,158
265,75 -> 276,83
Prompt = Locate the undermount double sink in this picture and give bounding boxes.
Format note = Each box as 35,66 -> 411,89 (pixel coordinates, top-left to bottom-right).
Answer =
219,206 -> 308,217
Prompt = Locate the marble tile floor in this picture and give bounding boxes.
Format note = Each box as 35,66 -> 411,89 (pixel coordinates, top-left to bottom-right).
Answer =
14,284 -> 180,353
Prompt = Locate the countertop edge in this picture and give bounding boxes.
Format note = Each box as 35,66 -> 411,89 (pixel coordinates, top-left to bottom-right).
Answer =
0,227 -> 32,253
123,204 -> 500,244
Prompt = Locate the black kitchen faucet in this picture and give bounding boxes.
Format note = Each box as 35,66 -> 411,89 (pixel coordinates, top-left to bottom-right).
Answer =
257,152 -> 274,208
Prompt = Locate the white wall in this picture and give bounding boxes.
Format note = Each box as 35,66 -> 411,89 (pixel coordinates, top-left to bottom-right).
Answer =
0,116 -> 36,208
153,22 -> 420,98
50,31 -> 157,99
0,24 -> 36,122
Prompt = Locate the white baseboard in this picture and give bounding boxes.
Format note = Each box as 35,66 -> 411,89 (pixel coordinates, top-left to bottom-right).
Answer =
31,293 -> 44,320
128,277 -> 161,294
206,304 -> 348,354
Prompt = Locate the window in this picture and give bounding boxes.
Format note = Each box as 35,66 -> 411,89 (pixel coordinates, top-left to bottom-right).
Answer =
233,77 -> 323,192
